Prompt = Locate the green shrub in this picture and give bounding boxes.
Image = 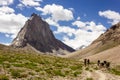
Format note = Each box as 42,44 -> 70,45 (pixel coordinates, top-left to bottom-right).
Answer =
19,73 -> 28,78
53,70 -> 65,77
73,71 -> 81,77
110,68 -> 120,75
5,64 -> 11,68
12,63 -> 24,67
11,69 -> 21,78
94,66 -> 98,70
28,72 -> 35,76
0,74 -> 9,80
89,70 -> 93,72
45,68 -> 52,74
86,78 -> 93,80
24,62 -> 37,69
85,67 -> 89,71
70,65 -> 80,70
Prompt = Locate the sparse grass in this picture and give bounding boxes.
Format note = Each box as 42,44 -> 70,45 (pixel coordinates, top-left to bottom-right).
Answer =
93,66 -> 98,70
28,71 -> 35,76
86,77 -> 93,80
109,65 -> 120,76
0,74 -> 9,80
89,69 -> 93,72
19,73 -> 28,78
73,71 -> 82,77
110,68 -> 120,76
70,65 -> 81,70
53,69 -> 65,77
10,69 -> 21,78
0,45 -> 83,79
110,69 -> 120,75
85,67 -> 89,71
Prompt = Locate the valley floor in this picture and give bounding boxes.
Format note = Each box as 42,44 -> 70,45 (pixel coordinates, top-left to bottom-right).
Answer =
80,66 -> 120,80
0,46 -> 120,80
51,64 -> 120,80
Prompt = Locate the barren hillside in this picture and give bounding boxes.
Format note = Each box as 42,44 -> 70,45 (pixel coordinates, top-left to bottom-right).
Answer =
65,22 -> 120,65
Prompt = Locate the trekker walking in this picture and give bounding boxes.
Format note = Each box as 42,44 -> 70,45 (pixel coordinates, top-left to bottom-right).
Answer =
84,59 -> 87,66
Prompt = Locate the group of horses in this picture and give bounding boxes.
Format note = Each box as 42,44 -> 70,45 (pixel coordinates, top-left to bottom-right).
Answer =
84,59 -> 110,70
97,60 -> 110,69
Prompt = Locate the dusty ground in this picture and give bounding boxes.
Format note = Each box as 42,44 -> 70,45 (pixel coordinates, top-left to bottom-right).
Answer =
86,45 -> 120,64
52,64 -> 120,80
80,69 -> 120,80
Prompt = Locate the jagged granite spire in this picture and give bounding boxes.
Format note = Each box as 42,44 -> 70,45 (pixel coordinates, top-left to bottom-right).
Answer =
11,13 -> 75,53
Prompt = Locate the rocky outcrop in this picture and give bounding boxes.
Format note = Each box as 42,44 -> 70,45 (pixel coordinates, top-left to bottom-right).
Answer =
11,13 -> 75,53
92,22 -> 120,44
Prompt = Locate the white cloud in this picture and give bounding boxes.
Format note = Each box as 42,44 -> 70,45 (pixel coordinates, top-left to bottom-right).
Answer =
99,10 -> 120,25
35,6 -> 42,11
0,6 -> 14,14
72,20 -> 86,28
16,3 -> 24,10
77,16 -> 80,20
69,8 -> 74,11
45,17 -> 59,27
72,21 -> 106,32
63,29 -> 103,49
19,0 -> 42,7
5,34 -> 10,38
0,0 -> 14,6
54,26 -> 76,37
44,15 -> 106,49
35,4 -> 74,22
1,42 -> 11,46
85,21 -> 106,32
45,17 -> 75,37
54,20 -> 106,49
0,11 -> 27,39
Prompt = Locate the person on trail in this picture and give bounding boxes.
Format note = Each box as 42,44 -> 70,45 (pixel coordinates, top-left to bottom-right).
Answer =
97,60 -> 100,66
87,59 -> 90,66
84,59 -> 87,66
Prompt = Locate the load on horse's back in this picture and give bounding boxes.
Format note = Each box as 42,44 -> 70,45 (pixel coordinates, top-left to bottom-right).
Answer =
106,62 -> 110,69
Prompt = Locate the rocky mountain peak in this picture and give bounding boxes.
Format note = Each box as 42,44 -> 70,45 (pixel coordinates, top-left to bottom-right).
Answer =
110,22 -> 120,30
11,13 -> 75,53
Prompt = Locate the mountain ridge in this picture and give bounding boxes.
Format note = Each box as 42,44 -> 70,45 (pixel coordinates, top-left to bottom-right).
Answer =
65,22 -> 120,64
92,22 -> 120,45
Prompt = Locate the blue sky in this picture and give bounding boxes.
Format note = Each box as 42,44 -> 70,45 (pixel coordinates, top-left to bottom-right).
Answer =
0,0 -> 120,49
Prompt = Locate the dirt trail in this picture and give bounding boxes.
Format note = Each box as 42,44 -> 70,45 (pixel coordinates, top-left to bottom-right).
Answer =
52,69 -> 120,80
52,63 -> 120,80
95,70 -> 106,80
80,63 -> 120,80
81,70 -> 106,80
81,69 -> 120,80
